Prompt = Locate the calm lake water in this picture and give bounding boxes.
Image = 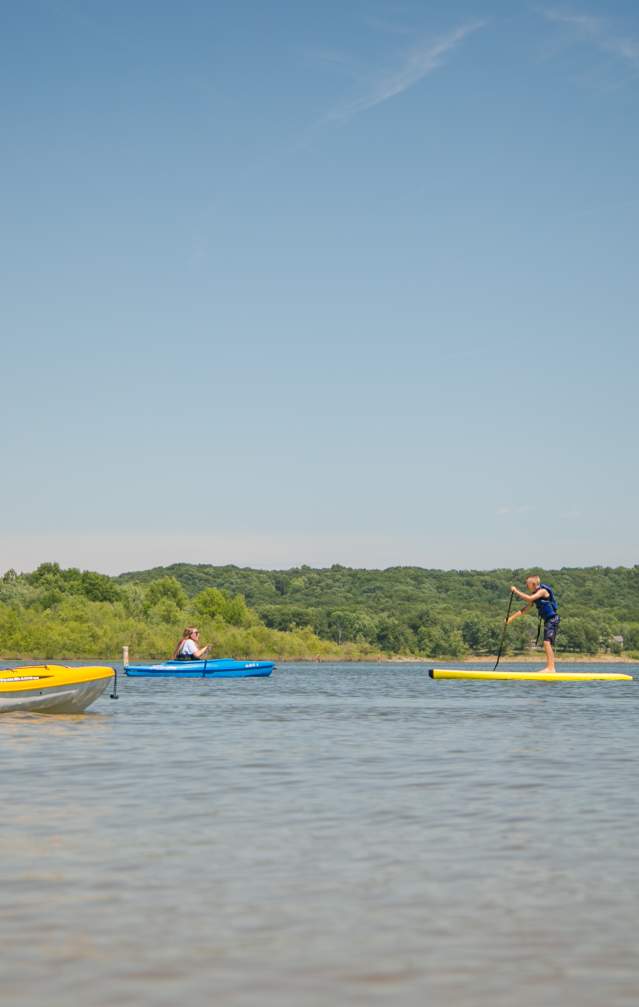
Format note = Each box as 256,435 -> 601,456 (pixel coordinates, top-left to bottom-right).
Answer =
2,661 -> 638,1006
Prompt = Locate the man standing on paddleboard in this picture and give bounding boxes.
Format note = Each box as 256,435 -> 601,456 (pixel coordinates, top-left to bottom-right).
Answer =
507,576 -> 560,672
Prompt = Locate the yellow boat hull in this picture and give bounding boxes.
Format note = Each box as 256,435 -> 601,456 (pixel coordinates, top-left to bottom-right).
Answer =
429,669 -> 634,682
0,666 -> 114,713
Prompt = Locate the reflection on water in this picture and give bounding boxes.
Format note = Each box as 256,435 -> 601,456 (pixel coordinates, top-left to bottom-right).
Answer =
1,662 -> 638,1006
0,711 -> 112,741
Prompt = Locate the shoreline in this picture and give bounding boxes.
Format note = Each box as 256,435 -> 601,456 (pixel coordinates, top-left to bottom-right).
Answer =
1,653 -> 636,665
432,653 -> 636,665
358,654 -> 637,665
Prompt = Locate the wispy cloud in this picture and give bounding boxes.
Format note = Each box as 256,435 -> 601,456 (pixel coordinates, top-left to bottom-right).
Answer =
327,20 -> 486,123
542,8 -> 639,66
496,505 -> 535,517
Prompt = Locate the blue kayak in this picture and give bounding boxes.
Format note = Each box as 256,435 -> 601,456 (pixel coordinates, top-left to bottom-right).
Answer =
125,659 -> 274,679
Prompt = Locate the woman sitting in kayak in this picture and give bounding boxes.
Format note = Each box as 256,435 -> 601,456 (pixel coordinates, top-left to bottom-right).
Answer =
173,627 -> 210,661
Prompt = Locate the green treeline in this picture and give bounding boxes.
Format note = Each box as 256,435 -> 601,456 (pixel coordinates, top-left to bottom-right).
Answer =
116,563 -> 639,658
0,563 -> 375,661
2,562 -> 638,661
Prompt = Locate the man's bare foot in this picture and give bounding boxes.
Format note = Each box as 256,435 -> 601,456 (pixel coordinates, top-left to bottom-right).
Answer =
539,667 -> 556,673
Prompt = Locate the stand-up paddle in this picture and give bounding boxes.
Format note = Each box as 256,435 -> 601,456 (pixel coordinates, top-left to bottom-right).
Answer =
493,591 -> 515,671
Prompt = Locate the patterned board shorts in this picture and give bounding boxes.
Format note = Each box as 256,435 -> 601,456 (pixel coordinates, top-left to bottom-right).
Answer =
543,615 -> 560,643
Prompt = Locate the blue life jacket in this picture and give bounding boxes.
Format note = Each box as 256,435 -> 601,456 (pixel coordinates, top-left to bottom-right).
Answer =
535,583 -> 558,621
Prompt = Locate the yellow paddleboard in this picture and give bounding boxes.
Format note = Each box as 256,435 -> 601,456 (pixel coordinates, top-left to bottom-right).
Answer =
429,669 -> 634,682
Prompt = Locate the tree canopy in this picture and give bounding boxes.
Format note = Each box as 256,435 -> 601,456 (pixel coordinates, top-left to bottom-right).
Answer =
1,562 -> 637,660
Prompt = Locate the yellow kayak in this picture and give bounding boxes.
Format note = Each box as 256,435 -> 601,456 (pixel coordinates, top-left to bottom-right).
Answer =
429,669 -> 634,682
0,665 -> 115,713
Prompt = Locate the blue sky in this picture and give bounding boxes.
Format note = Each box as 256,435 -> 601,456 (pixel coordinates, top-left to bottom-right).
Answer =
2,1 -> 638,574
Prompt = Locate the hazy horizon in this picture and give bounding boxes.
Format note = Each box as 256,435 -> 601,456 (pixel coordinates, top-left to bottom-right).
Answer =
2,533 -> 636,579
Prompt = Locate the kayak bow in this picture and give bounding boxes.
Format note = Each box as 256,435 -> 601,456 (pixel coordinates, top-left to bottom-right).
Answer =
0,665 -> 114,713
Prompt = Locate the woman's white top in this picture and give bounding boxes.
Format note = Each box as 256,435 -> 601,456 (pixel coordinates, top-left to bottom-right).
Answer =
178,639 -> 197,657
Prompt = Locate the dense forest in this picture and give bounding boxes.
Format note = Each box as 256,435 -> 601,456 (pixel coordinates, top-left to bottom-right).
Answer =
1,561 -> 636,661
116,563 -> 639,658
0,564 -> 362,661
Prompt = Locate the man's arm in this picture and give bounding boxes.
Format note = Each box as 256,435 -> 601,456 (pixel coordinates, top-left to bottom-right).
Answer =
511,586 -> 549,603
507,603 -> 532,624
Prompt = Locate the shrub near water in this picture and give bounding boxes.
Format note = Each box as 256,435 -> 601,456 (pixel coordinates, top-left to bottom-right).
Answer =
0,565 -> 374,661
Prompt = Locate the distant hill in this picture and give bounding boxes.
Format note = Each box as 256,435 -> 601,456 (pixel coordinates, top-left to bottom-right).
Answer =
117,563 -> 639,656
2,561 -> 638,659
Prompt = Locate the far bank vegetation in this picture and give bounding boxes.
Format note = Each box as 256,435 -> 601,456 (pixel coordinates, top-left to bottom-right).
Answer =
1,563 -> 638,661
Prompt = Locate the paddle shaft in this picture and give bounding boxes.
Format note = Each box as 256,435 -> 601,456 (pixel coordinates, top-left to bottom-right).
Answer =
493,592 -> 515,671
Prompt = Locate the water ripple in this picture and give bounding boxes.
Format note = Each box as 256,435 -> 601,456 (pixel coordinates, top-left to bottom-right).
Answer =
1,661 -> 638,1005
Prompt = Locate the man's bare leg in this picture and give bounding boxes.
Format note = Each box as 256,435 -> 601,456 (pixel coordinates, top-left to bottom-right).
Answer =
540,639 -> 556,673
